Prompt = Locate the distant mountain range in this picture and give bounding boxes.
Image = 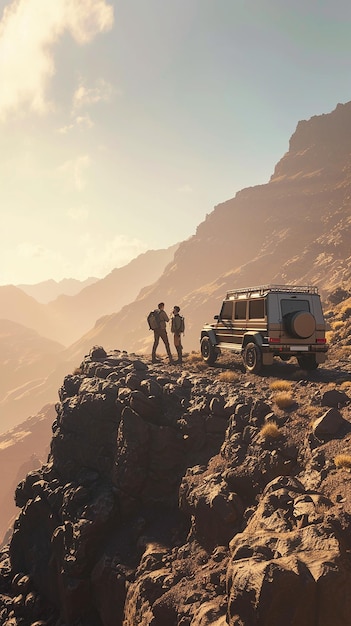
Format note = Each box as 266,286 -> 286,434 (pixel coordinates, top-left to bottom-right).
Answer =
17,277 -> 98,303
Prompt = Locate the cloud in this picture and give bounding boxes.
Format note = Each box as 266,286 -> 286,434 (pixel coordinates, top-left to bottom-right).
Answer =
177,184 -> 193,194
16,241 -> 62,262
73,78 -> 114,110
81,233 -> 149,276
58,154 -> 92,190
66,206 -> 90,220
0,0 -> 114,120
11,233 -> 149,283
57,114 -> 94,134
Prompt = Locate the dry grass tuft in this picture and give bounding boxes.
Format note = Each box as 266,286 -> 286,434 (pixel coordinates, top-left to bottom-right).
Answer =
260,422 -> 281,439
273,392 -> 295,409
325,330 -> 334,344
218,371 -> 240,383
298,405 -> 321,424
269,380 -> 292,392
334,454 -> 351,469
340,381 -> 351,390
193,362 -> 208,371
330,320 -> 343,331
186,352 -> 203,364
72,366 -> 83,375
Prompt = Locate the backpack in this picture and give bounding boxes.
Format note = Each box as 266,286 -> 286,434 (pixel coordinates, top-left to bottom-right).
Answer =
147,309 -> 161,330
171,314 -> 185,334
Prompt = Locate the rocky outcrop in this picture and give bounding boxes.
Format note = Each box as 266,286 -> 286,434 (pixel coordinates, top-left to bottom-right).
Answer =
227,476 -> 351,626
0,404 -> 56,544
0,348 -> 351,625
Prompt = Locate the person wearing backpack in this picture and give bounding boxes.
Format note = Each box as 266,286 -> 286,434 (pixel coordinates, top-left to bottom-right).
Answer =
171,305 -> 185,365
151,302 -> 174,364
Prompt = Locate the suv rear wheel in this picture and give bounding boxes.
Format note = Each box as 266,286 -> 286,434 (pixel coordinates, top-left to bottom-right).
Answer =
297,354 -> 318,370
200,336 -> 218,365
243,342 -> 262,374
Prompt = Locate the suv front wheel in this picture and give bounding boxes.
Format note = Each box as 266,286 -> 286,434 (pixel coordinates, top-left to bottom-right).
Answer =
243,342 -> 262,374
200,336 -> 218,365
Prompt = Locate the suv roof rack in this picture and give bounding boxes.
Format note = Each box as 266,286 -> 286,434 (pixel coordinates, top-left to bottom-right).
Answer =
225,284 -> 319,299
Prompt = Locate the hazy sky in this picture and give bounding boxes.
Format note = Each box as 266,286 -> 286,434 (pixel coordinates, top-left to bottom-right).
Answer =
1,0 -> 351,285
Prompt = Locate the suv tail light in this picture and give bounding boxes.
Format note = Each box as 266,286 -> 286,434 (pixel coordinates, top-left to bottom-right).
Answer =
269,337 -> 280,343
316,338 -> 327,344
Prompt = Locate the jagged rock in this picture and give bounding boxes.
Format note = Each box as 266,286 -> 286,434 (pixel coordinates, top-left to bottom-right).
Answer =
321,388 -> 350,408
227,476 -> 351,626
89,346 -> 107,360
312,407 -> 350,440
129,390 -> 162,422
179,470 -> 244,548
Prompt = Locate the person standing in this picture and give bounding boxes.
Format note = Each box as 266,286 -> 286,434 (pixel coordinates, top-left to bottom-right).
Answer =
151,302 -> 174,364
171,305 -> 185,364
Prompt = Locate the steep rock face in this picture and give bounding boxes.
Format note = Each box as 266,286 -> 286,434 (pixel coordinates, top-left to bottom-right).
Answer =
0,404 -> 56,544
1,348 -> 351,625
66,102 -> 351,356
0,320 -> 64,432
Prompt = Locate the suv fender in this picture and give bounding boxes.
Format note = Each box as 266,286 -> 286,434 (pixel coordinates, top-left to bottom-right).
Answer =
241,332 -> 263,349
202,328 -> 218,346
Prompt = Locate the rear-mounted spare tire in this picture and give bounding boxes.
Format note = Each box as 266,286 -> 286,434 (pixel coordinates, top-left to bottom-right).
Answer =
284,311 -> 316,339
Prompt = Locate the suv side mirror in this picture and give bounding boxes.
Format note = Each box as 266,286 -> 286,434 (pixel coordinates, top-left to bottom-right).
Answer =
214,315 -> 219,320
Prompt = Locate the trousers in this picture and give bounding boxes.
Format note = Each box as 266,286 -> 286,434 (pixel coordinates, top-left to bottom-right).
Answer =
152,329 -> 173,362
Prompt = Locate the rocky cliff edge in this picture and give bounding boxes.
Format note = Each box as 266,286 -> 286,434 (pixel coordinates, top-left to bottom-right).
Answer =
1,343 -> 351,626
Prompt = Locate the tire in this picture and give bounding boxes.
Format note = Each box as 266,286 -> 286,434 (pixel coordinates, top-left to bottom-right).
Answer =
200,336 -> 218,365
243,342 -> 262,374
284,311 -> 316,339
297,354 -> 318,370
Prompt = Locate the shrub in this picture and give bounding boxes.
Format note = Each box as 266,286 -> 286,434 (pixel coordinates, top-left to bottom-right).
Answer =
260,422 -> 280,439
340,381 -> 351,390
186,352 -> 203,364
269,380 -> 292,392
325,330 -> 334,344
218,371 -> 240,382
299,405 -> 321,422
331,320 -> 344,331
72,366 -> 83,375
194,362 -> 208,371
334,454 -> 351,469
336,346 -> 351,359
273,392 -> 295,409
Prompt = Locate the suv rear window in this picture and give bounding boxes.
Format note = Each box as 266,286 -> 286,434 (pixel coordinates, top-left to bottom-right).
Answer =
249,298 -> 265,319
281,299 -> 310,316
235,300 -> 247,320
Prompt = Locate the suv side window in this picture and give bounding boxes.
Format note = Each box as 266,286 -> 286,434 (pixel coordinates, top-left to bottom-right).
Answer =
220,301 -> 233,320
234,300 -> 247,320
249,298 -> 265,319
281,299 -> 310,316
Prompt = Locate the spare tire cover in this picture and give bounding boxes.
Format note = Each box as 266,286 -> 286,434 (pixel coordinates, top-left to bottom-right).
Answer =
288,311 -> 316,338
